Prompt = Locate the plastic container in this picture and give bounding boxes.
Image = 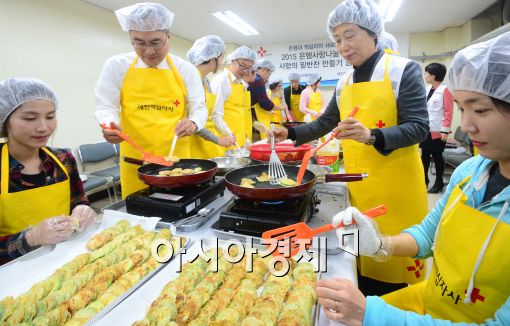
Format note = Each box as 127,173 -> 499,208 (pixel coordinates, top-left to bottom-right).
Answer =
316,134 -> 340,173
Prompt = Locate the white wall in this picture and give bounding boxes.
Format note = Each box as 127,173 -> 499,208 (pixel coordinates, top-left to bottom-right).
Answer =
0,0 -> 193,149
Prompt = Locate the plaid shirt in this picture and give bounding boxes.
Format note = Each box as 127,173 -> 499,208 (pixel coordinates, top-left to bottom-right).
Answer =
0,144 -> 89,264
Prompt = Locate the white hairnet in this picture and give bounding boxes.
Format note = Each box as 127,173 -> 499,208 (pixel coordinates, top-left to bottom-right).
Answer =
0,78 -> 57,137
307,73 -> 322,86
115,2 -> 174,32
327,0 -> 384,41
187,35 -> 225,65
228,46 -> 257,61
268,76 -> 283,86
254,59 -> 276,72
446,32 -> 510,104
377,31 -> 398,52
288,73 -> 300,81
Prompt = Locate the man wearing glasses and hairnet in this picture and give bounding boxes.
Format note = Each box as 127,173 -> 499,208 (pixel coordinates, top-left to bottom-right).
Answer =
211,46 -> 257,147
94,3 -> 207,198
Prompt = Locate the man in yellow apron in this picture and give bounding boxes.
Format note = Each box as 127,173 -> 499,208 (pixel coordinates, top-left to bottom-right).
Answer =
300,73 -> 326,121
284,73 -> 306,122
0,78 -> 96,264
211,46 -> 256,147
314,28 -> 510,326
186,35 -> 236,159
95,3 -> 207,198
272,0 -> 429,295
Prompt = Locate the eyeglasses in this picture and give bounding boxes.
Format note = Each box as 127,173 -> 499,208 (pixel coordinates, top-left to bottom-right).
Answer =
236,59 -> 254,72
132,36 -> 169,50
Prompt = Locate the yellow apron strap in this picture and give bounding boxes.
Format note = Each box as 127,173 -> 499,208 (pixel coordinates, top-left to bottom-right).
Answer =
1,144 -> 9,194
41,147 -> 69,179
166,55 -> 187,98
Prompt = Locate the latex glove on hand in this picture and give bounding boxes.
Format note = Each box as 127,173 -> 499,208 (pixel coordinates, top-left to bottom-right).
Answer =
71,205 -> 97,232
26,215 -> 74,247
218,135 -> 236,148
175,118 -> 197,137
332,207 -> 387,258
267,127 -> 289,143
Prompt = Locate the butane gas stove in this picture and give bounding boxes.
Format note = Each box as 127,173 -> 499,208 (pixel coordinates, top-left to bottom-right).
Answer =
213,191 -> 320,237
125,177 -> 226,222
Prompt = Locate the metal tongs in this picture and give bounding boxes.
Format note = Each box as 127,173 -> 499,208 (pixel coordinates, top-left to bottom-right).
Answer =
172,208 -> 214,228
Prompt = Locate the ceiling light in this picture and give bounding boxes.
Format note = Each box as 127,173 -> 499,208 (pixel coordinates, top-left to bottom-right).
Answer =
212,10 -> 259,36
379,0 -> 403,22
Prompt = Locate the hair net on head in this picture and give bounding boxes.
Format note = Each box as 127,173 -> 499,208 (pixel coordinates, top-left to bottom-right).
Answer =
254,59 -> 276,72
377,31 -> 398,52
187,35 -> 225,65
327,0 -> 383,41
269,76 -> 283,86
288,73 -> 300,81
307,73 -> 322,86
228,46 -> 257,61
0,78 -> 57,136
446,32 -> 510,104
115,2 -> 174,32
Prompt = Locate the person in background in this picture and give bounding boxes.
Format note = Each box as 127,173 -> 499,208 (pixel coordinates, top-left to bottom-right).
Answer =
0,78 -> 96,265
421,63 -> 454,193
268,76 -> 292,123
316,32 -> 510,326
186,35 -> 236,158
300,73 -> 327,121
211,46 -> 256,147
95,3 -> 207,197
377,31 -> 400,55
271,0 -> 429,295
284,72 -> 306,122
250,59 -> 280,141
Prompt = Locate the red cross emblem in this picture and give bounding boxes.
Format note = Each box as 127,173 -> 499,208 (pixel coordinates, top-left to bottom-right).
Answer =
375,120 -> 386,128
406,259 -> 424,278
257,46 -> 267,57
173,100 -> 180,107
464,288 -> 485,303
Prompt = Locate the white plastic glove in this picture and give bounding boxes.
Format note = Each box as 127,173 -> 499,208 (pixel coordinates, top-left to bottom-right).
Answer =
332,207 -> 382,257
26,215 -> 74,247
71,205 -> 97,232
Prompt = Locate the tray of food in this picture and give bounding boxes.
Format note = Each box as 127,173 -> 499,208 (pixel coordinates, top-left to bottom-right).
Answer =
95,239 -> 322,325
0,211 -> 189,326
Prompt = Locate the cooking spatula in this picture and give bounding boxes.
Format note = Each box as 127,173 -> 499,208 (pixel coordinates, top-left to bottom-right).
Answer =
100,123 -> 173,167
261,204 -> 387,257
296,106 -> 360,185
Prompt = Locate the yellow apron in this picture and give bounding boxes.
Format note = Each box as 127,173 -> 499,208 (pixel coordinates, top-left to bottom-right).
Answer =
244,90 -> 252,144
308,89 -> 323,120
253,91 -> 282,139
383,175 -> 510,323
339,55 -> 428,284
189,78 -> 223,159
224,71 -> 250,147
0,144 -> 70,235
269,91 -> 284,124
120,55 -> 190,198
290,87 -> 304,122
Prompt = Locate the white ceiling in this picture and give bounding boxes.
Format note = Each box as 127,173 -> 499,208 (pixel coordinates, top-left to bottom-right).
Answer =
84,0 -> 498,44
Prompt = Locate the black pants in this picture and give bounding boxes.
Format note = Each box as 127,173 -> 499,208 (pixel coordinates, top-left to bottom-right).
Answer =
420,134 -> 446,186
357,271 -> 408,296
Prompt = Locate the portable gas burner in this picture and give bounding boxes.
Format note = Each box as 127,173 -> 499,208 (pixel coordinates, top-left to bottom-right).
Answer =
213,191 -> 320,237
125,177 -> 226,222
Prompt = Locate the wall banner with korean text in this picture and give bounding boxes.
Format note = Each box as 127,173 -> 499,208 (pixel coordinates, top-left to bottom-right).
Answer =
252,39 -> 352,87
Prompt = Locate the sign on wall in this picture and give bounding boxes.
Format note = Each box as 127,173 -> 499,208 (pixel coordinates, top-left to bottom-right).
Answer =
252,39 -> 352,86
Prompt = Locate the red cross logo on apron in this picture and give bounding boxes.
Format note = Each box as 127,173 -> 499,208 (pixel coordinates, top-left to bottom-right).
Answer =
173,100 -> 180,107
375,120 -> 386,128
406,259 -> 424,278
464,288 -> 485,303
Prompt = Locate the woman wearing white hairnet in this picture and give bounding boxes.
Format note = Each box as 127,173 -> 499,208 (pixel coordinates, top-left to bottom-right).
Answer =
211,46 -> 257,146
267,77 -> 292,128
0,78 -> 96,265
300,73 -> 327,121
186,35 -> 236,158
316,32 -> 510,326
377,31 -> 399,55
272,0 -> 430,296
95,3 -> 207,197
284,73 -> 306,122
